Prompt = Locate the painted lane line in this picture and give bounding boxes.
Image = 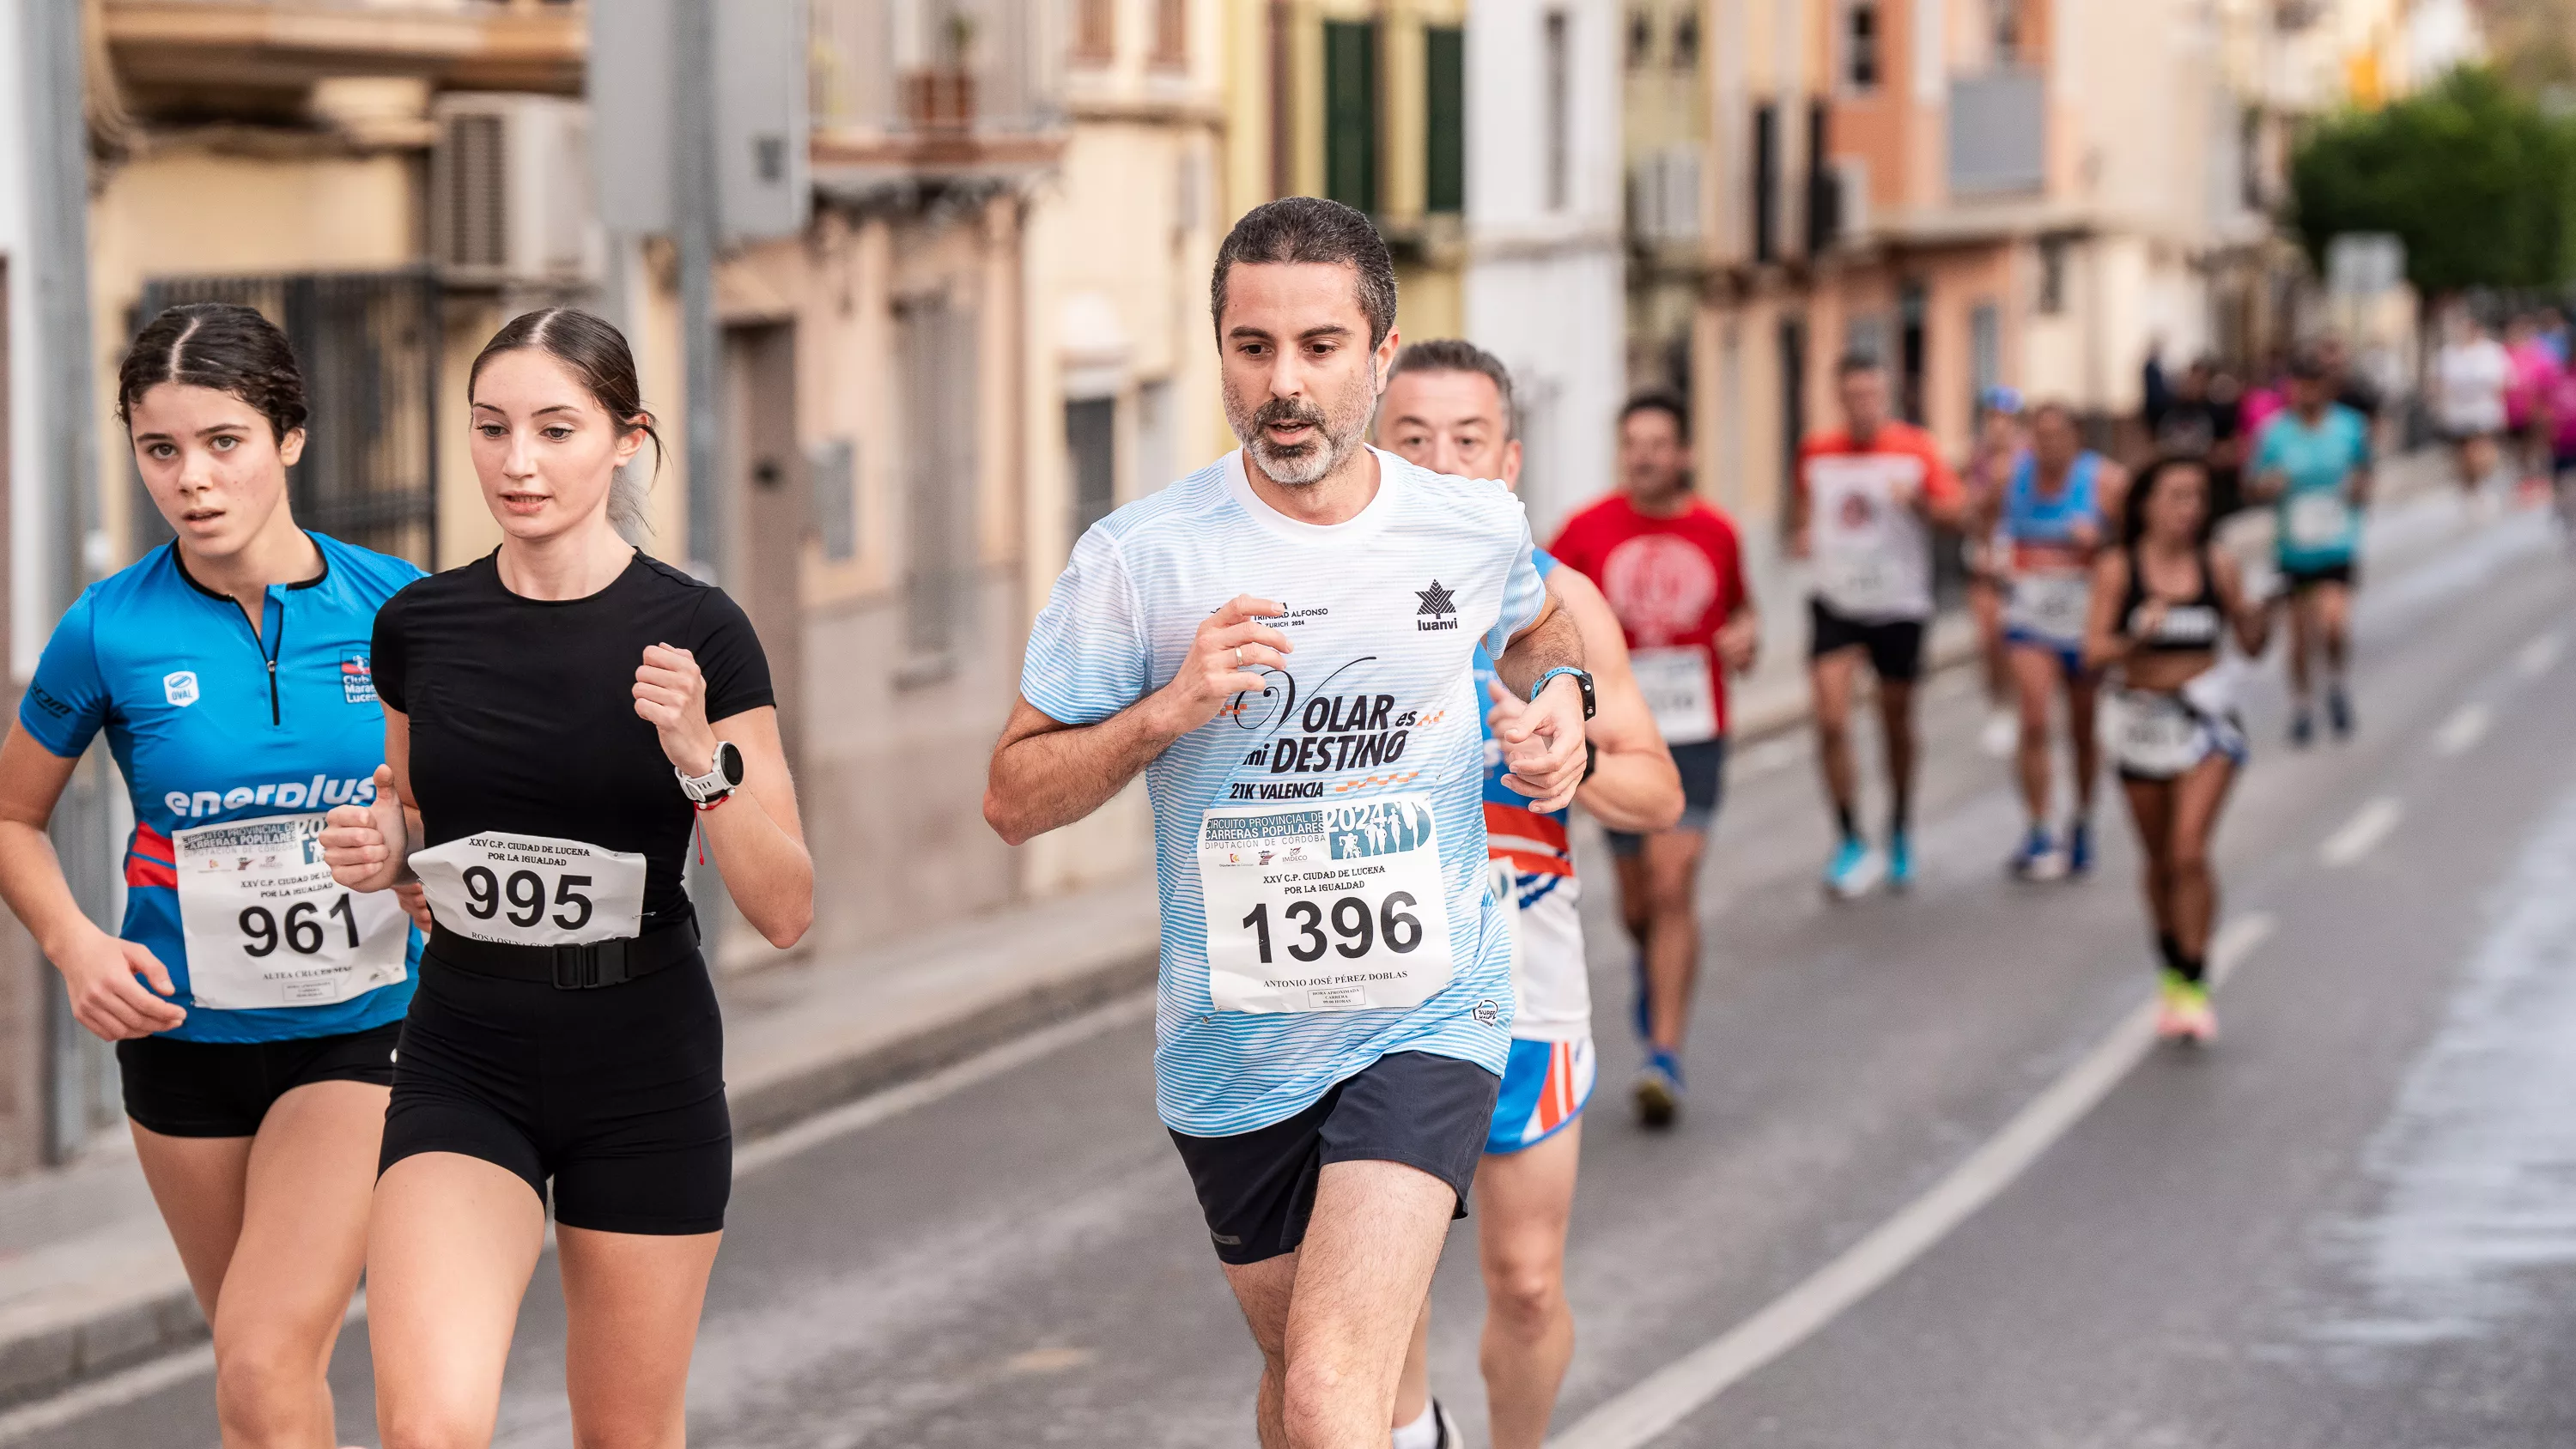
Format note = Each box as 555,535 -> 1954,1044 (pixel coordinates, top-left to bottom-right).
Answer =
1550,914 -> 2274,1449
2432,701 -> 2492,758
0,1344 -> 214,1445
0,1004 -> 1158,1437
2519,632 -> 2564,679
732,991 -> 1156,1177
2319,797 -> 2404,869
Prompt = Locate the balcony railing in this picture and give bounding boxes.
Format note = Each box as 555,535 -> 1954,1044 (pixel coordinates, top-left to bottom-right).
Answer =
1947,68 -> 2045,197
103,0 -> 585,94
811,0 -> 1060,140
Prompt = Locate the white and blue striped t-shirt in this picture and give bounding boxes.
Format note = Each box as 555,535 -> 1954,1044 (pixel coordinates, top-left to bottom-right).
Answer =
1021,448 -> 1549,1137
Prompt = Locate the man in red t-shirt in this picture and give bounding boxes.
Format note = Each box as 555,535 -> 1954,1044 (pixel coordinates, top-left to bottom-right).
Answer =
1793,354 -> 1966,899
1549,391 -> 1759,1128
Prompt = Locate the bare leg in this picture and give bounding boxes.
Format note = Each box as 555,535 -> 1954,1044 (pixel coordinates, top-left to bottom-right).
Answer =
1637,830 -> 1707,1053
1223,1160 -> 1455,1449
558,1227 -> 724,1449
1969,579 -> 2009,705
2285,591 -> 2316,711
1876,677 -> 1920,834
2316,583 -> 2353,687
213,1082 -> 385,1449
370,1153 -> 549,1449
1809,650 -> 1862,832
129,1128 -> 252,1323
1391,1300 -> 1432,1439
2066,672 -> 2102,820
2121,777 -> 2178,940
2165,755 -> 2239,960
1475,1126 -> 1582,1449
2008,646 -> 2059,828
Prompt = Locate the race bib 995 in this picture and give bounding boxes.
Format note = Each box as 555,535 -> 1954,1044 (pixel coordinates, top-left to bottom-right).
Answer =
410,831 -> 647,947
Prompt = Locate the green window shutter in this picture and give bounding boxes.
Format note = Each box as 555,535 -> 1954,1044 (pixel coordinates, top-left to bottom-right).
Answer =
1425,26 -> 1465,215
1324,21 -> 1379,215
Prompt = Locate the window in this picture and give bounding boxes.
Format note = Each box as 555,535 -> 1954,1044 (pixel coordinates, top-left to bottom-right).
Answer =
1844,2 -> 1880,89
1072,0 -> 1114,64
1151,0 -> 1188,70
1752,101 -> 1780,263
1627,9 -> 1653,68
2038,235 -> 2069,314
1542,12 -> 1570,212
1324,21 -> 1379,215
1066,397 -> 1117,537
1673,10 -> 1700,70
1427,25 -> 1466,215
1134,379 -> 1176,498
1805,98 -> 1839,254
898,295 -> 979,665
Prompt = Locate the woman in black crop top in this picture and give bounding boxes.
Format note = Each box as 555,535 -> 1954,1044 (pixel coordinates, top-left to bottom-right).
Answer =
321,309 -> 811,1446
2083,457 -> 2267,1046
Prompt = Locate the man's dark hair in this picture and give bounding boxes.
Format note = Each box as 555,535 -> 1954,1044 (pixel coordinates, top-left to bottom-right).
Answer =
1835,350 -> 1884,379
1388,339 -> 1516,439
1619,389 -> 1691,443
1211,197 -> 1400,349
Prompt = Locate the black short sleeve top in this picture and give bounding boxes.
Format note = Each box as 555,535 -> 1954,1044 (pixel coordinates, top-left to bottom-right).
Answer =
373,550 -> 775,928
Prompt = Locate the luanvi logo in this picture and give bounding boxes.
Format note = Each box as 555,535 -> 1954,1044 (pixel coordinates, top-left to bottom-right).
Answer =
1415,580 -> 1459,632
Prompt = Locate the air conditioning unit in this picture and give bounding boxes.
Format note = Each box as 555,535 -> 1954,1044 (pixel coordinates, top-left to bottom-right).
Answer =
430,94 -> 598,288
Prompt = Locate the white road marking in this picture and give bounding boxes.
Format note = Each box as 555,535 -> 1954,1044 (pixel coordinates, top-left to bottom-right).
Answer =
0,1345 -> 214,1444
732,992 -> 1156,1177
1548,912 -> 2275,1449
2320,797 -> 2404,869
2433,701 -> 2492,758
2518,632 -> 2563,679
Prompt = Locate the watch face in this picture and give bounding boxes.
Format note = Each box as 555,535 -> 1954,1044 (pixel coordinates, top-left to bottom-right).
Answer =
716,740 -> 746,788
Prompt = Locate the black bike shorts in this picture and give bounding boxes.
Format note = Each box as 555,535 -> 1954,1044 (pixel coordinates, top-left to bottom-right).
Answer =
1167,1050 -> 1499,1266
1808,597 -> 1929,682
118,1022 -> 400,1138
380,947 -> 732,1236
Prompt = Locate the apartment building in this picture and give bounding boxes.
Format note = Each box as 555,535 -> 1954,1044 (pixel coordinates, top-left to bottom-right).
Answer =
1222,0 -> 1474,348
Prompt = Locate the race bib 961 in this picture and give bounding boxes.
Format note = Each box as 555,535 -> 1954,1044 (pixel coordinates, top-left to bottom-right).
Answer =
175,815 -> 409,1009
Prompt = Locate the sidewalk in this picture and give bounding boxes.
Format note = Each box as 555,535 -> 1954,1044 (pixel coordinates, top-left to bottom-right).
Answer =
0,447 -> 2475,1411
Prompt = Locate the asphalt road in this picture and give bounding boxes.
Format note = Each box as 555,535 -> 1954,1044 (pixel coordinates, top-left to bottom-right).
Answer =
12,500 -> 2576,1448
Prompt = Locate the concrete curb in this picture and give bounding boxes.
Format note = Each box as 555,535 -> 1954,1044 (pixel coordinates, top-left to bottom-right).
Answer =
0,1277 -> 204,1411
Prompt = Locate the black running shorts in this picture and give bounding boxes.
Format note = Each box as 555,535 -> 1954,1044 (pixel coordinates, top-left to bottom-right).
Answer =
380,944 -> 732,1236
1607,736 -> 1729,855
1167,1050 -> 1500,1266
118,1022 -> 401,1139
1807,597 -> 1929,682
2281,559 -> 2356,592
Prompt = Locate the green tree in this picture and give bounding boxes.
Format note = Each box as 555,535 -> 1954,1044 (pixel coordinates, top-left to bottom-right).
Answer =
2290,67 -> 2576,295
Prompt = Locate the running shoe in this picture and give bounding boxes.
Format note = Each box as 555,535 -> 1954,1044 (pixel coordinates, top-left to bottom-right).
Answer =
2154,971 -> 2217,1046
2326,685 -> 2354,740
2008,825 -> 2062,881
1886,831 -> 1915,892
1980,709 -> 2018,758
1431,1399 -> 1464,1449
2065,818 -> 2094,878
1823,837 -> 1881,899
1633,1050 -> 1684,1129
2289,709 -> 2314,748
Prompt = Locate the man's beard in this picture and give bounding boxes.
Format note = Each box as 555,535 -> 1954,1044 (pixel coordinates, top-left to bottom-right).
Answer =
1226,364 -> 1376,488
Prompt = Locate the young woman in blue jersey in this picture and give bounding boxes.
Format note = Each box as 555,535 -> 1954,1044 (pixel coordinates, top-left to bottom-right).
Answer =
2083,457 -> 2269,1044
1982,401 -> 2127,881
0,303 -> 424,1449
321,308 -> 811,1449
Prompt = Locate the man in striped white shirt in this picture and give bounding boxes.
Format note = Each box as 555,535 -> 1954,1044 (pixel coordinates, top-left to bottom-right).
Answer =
986,197 -> 1592,1449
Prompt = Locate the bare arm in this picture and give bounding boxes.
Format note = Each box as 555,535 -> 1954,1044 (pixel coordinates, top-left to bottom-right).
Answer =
2212,549 -> 2271,657
690,706 -> 810,948
2081,549 -> 2134,674
1546,569 -> 1681,834
984,595 -> 1293,846
1490,594 -> 1589,812
0,727 -> 186,1038
2091,461 -> 2131,546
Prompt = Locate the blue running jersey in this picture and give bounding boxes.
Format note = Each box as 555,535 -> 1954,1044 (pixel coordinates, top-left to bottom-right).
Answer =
2253,403 -> 2371,570
19,535 -> 425,1043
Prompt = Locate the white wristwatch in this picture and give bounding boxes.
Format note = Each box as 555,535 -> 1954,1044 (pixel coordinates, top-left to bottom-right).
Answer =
677,741 -> 745,804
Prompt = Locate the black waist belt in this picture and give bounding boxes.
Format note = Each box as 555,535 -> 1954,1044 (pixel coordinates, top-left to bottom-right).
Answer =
427,919 -> 700,990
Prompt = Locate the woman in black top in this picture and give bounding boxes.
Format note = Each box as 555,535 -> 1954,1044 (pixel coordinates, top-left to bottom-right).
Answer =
322,308 -> 811,1447
2083,457 -> 2266,1047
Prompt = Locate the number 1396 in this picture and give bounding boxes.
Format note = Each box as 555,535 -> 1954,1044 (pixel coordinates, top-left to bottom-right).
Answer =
1240,892 -> 1423,964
